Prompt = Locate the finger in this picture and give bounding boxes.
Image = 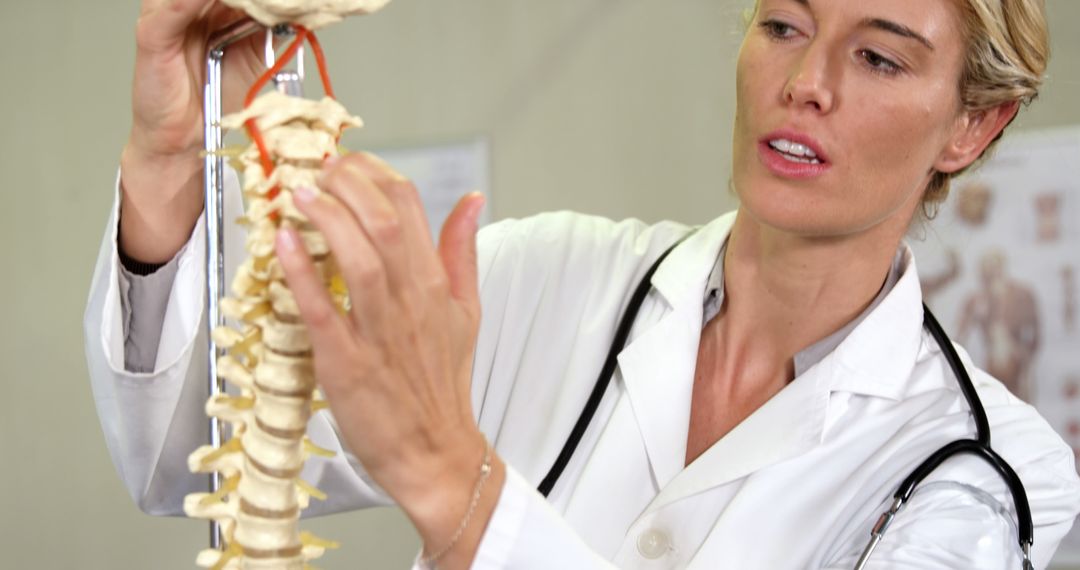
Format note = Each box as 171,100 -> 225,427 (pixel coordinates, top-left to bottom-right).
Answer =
137,0 -> 217,50
220,27 -> 274,115
317,156 -> 418,290
438,193 -> 485,308
217,5 -> 279,71
205,4 -> 247,27
225,29 -> 274,82
350,152 -> 437,245
329,153 -> 446,292
275,227 -> 353,353
292,186 -> 392,333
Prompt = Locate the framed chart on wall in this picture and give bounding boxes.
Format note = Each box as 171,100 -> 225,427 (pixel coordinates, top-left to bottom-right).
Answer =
910,126 -> 1080,567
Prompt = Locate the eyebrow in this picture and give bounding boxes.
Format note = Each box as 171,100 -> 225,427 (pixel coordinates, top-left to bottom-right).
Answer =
787,0 -> 936,51
860,17 -> 936,51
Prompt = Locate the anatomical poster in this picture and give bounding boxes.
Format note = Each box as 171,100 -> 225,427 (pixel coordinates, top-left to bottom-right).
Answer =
909,126 -> 1080,566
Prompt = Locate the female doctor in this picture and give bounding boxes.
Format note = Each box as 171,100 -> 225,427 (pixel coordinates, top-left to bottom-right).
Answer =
85,0 -> 1080,567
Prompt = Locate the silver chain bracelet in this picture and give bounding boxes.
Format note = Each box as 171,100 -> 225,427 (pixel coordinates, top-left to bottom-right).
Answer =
419,440 -> 494,569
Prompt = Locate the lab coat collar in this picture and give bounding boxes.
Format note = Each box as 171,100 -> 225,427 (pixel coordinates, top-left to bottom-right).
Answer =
651,354 -> 833,512
618,213 -> 926,509
649,212 -> 738,309
649,248 -> 925,509
616,213 -> 737,488
828,245 -> 924,401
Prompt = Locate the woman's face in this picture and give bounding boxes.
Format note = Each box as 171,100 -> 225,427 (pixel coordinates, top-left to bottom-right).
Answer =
732,0 -> 969,238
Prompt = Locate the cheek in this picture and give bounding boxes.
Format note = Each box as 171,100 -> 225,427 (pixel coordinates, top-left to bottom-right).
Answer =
733,44 -> 772,165
733,54 -> 750,138
845,97 -> 950,191
734,36 -> 775,117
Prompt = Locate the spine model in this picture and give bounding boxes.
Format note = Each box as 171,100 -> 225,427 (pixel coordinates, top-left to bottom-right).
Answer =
184,2 -> 390,568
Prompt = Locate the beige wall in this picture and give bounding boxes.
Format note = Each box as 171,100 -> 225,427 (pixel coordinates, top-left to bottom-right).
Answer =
1,1 -> 1077,568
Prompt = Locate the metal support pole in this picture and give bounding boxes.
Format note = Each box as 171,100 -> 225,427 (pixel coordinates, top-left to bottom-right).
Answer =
203,18 -> 262,550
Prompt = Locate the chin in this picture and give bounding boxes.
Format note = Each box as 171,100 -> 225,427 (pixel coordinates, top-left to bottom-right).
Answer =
733,175 -> 854,238
733,166 -> 925,241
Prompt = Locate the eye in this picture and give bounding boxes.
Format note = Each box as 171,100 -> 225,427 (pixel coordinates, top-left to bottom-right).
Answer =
759,19 -> 800,41
858,49 -> 904,76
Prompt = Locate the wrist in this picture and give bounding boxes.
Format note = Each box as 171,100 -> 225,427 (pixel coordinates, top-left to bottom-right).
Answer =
120,138 -> 202,186
386,428 -> 489,516
118,142 -> 205,264
383,430 -> 506,569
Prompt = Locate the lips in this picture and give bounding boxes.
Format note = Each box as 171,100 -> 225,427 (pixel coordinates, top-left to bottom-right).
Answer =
758,129 -> 831,179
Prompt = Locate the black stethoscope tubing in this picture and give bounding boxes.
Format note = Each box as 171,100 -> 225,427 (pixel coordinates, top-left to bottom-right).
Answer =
908,307 -> 1033,548
536,236 -> 1035,563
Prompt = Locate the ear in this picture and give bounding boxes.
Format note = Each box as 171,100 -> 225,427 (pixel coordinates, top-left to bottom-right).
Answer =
934,101 -> 1020,174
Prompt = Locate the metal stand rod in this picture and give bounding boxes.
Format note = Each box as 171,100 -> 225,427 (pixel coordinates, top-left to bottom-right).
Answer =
203,18 -> 263,550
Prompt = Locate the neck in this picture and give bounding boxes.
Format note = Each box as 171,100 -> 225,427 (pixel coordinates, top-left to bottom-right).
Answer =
709,209 -> 906,382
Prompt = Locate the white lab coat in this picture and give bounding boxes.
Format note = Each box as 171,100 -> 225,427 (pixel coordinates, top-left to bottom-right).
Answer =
85,174 -> 1080,568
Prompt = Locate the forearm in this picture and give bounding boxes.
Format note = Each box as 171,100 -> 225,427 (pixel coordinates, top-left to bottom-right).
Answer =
119,142 -> 204,264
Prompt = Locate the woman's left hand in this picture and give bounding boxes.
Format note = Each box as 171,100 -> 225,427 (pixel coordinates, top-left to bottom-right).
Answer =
274,152 -> 503,567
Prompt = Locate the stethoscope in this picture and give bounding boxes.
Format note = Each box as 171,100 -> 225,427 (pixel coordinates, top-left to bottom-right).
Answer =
535,236 -> 1036,569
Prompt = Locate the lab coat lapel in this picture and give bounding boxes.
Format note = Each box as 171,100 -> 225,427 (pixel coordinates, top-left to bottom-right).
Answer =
616,213 -> 736,489
649,359 -> 831,512
616,296 -> 701,488
613,213 -> 925,511
830,250 -> 924,400
646,248 -> 925,510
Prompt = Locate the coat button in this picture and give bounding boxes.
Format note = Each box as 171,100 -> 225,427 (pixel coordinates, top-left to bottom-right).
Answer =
637,528 -> 671,559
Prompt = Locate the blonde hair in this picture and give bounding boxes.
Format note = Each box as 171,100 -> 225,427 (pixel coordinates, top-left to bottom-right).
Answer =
922,0 -> 1050,212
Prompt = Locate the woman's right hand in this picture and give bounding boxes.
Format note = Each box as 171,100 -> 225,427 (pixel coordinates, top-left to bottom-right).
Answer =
120,0 -> 265,263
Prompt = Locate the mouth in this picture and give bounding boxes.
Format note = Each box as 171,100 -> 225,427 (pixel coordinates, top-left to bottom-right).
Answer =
757,130 -> 831,178
766,138 -> 823,165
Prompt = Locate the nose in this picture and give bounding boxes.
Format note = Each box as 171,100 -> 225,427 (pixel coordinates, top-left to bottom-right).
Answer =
783,44 -> 835,114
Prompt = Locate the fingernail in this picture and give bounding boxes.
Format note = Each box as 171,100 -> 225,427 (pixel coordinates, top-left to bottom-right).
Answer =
472,192 -> 486,208
324,155 -> 340,168
295,186 -> 317,204
277,228 -> 299,253
470,193 -> 487,220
